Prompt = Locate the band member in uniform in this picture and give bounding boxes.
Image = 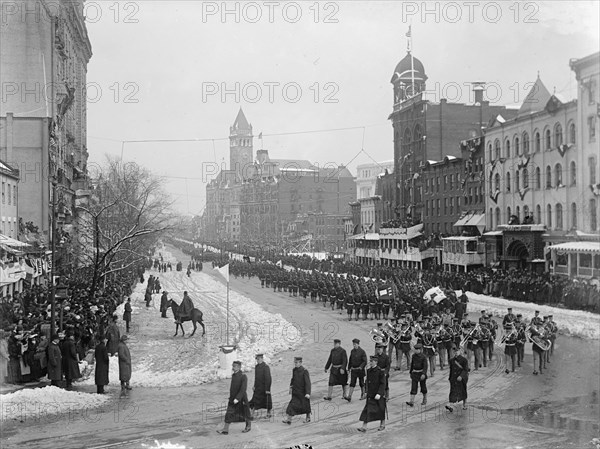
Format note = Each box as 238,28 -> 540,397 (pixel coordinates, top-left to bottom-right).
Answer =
357,355 -> 387,433
406,343 -> 428,407
397,322 -> 413,372
531,310 -> 543,326
375,344 -> 391,400
361,296 -> 370,321
249,354 -> 272,419
451,318 -> 462,353
516,321 -> 526,367
502,307 -> 516,326
445,345 -> 469,412
346,295 -> 355,321
283,357 -> 312,424
503,324 -> 518,373
217,361 -> 252,435
440,324 -> 453,369
324,339 -> 348,401
478,324 -> 491,368
422,329 -> 437,377
530,326 -> 545,375
547,314 -> 557,356
346,338 -> 367,402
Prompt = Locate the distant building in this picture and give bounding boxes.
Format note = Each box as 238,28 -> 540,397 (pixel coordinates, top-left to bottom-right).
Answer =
0,0 -> 92,249
0,160 -> 19,239
356,160 -> 393,199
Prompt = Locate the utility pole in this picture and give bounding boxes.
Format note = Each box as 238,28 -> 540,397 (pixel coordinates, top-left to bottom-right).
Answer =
50,180 -> 57,337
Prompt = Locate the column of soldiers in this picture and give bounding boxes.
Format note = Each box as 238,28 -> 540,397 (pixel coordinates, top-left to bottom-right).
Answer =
217,309 -> 558,435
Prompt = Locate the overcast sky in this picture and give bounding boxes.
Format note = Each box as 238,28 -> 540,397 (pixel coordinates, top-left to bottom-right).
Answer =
85,1 -> 599,215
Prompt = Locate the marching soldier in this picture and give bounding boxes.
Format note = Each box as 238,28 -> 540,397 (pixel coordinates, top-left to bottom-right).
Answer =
531,310 -> 543,326
217,361 -> 252,435
346,338 -> 367,402
249,354 -> 272,419
357,355 -> 387,433
406,343 -> 428,407
397,321 -> 412,371
548,314 -> 557,356
346,294 -> 355,321
478,324 -> 491,368
422,329 -> 437,377
516,321 -> 526,367
282,357 -> 312,424
324,339 -> 348,401
503,324 -> 518,373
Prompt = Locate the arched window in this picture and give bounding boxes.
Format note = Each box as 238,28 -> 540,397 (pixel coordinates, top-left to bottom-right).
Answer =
494,139 -> 501,160
535,131 -> 541,152
403,128 -> 412,154
591,199 -> 597,231
505,138 -> 511,159
554,123 -> 563,147
506,172 -> 511,192
535,167 -> 541,189
514,136 -> 520,156
546,165 -> 552,188
495,207 -> 500,228
555,163 -> 563,186
489,207 -> 493,229
414,125 -> 423,153
516,206 -> 520,221
536,204 -> 541,224
507,206 -> 512,221
547,204 -> 552,228
545,129 -> 552,149
570,161 -> 577,186
556,203 -> 563,230
571,202 -> 577,229
524,205 -> 529,221
516,169 -> 520,191
569,122 -> 576,144
494,173 -> 500,191
488,143 -> 493,162
523,168 -> 529,189
522,131 -> 529,155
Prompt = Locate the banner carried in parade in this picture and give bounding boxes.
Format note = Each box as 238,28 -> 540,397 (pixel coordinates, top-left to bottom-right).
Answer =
215,263 -> 229,283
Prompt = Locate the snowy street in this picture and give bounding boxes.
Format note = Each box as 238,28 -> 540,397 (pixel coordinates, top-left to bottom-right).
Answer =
1,245 -> 598,449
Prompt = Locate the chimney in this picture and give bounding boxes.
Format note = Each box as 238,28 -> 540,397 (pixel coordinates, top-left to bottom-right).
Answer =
472,81 -> 485,105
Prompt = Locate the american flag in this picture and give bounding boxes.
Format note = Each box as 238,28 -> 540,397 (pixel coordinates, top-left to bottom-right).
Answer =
406,26 -> 411,38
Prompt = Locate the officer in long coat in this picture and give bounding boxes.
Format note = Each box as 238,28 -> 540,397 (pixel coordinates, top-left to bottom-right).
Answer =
249,354 -> 272,419
323,339 -> 348,401
346,338 -> 367,401
47,334 -> 62,387
357,355 -> 387,432
217,361 -> 252,434
446,345 -> 469,412
94,334 -> 109,394
282,356 -> 311,424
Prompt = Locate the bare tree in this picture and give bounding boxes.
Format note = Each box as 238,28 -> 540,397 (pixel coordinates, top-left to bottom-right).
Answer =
74,157 -> 175,298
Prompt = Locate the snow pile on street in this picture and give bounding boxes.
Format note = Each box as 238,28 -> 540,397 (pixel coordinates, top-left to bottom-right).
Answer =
142,441 -> 186,449
461,291 -> 600,340
0,386 -> 110,422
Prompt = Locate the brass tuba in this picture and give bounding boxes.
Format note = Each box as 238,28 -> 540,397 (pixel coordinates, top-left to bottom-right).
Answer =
383,321 -> 401,343
369,327 -> 389,345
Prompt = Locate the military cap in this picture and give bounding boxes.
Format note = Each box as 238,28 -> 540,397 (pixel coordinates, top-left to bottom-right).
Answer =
352,338 -> 360,344
414,343 -> 423,350
333,339 -> 341,344
255,353 -> 264,358
369,355 -> 379,361
516,313 -> 522,317
294,356 -> 303,362
232,360 -> 242,366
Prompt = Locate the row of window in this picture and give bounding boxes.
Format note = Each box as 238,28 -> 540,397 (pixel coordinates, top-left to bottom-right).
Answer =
489,199 -> 598,231
1,181 -> 18,206
425,197 -> 461,217
491,158 -> 597,192
488,117 -> 597,162
1,219 -> 17,238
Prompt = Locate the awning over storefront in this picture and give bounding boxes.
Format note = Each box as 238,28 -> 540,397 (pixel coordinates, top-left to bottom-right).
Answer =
0,234 -> 30,248
348,233 -> 380,241
453,214 -> 471,227
483,230 -> 503,236
464,213 -> 486,234
547,241 -> 600,254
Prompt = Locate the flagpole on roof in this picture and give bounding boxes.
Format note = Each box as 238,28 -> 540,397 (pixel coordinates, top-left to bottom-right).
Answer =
407,25 -> 415,98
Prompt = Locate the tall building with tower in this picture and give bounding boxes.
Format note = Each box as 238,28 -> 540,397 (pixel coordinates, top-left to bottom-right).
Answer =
229,108 -> 253,179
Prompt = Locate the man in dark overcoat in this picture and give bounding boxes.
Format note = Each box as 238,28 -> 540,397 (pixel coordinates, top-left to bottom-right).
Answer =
249,354 -> 272,419
323,339 -> 348,401
63,332 -> 81,390
357,355 -> 387,432
406,343 -> 428,407
445,345 -> 469,412
282,357 -> 311,424
48,334 -> 62,387
217,361 -> 252,434
94,334 -> 109,394
106,315 -> 120,356
123,298 -> 132,333
346,338 -> 367,401
160,291 -> 169,318
118,334 -> 132,395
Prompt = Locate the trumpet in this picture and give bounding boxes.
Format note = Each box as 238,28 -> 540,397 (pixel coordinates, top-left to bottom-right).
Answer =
459,324 -> 480,348
499,324 -> 517,347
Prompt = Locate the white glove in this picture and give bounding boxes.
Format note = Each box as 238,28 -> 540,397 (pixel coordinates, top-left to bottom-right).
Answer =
304,394 -> 310,399
233,399 -> 239,404
375,394 -> 381,400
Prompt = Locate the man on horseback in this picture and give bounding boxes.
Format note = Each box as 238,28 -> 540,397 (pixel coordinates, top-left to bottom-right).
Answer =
177,291 -> 194,324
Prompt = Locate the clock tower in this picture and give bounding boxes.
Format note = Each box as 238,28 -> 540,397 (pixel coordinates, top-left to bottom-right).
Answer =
229,108 -> 253,180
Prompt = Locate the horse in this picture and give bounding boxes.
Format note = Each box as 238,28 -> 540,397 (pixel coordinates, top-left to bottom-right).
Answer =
167,299 -> 206,337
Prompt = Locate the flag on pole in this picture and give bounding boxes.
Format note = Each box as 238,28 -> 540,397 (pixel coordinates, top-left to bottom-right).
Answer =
258,132 -> 263,139
405,26 -> 411,38
215,264 -> 229,282
276,260 -> 283,268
